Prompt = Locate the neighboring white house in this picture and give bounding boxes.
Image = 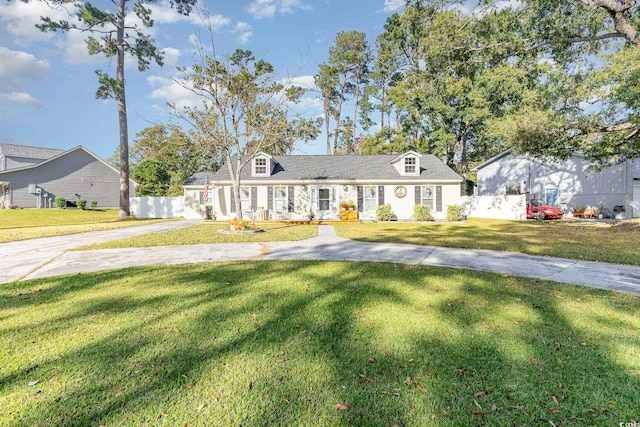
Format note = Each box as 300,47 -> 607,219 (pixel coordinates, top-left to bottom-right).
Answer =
474,149 -> 640,218
183,151 -> 464,221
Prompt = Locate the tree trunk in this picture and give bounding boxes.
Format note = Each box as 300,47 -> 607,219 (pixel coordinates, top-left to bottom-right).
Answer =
116,0 -> 130,219
352,74 -> 360,152
323,96 -> 331,155
333,80 -> 346,155
232,154 -> 243,220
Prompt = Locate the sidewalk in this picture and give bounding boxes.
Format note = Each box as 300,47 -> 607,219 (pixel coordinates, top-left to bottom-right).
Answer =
1,223 -> 638,295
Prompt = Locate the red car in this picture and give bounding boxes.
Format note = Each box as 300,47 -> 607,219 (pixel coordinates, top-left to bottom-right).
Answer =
526,199 -> 564,220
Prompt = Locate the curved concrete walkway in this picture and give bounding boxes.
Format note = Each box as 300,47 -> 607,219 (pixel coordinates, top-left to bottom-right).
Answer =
1,221 -> 639,295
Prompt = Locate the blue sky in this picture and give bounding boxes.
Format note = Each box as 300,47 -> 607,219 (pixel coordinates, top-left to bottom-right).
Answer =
0,0 -> 406,160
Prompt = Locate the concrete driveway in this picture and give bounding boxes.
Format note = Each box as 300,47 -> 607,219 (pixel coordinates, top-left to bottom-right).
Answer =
1,221 -> 639,295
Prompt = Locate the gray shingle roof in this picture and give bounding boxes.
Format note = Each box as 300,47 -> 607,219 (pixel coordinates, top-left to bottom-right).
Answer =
185,154 -> 463,185
0,143 -> 64,160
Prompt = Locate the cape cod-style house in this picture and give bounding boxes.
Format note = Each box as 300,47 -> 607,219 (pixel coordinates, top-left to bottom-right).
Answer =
183,151 -> 464,221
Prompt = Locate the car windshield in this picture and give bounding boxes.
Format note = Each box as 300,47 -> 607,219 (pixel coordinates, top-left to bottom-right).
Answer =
530,200 -> 542,207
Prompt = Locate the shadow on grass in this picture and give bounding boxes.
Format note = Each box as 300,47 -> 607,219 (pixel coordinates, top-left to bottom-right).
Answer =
1,261 -> 639,426
334,220 -> 640,265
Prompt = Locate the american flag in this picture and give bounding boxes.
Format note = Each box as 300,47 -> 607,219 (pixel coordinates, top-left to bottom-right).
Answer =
203,174 -> 210,204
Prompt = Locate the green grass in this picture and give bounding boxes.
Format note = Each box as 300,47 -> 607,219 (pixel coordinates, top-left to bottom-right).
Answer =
334,218 -> 640,265
80,222 -> 317,249
0,209 -> 170,243
1,261 -> 639,426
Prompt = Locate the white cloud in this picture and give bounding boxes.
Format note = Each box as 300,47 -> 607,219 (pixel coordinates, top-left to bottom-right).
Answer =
63,30 -> 103,65
280,0 -> 313,14
0,47 -> 49,107
278,75 -> 322,113
161,47 -> 182,66
148,74 -> 201,109
383,0 -> 404,12
247,0 -> 277,18
148,0 -> 195,24
233,22 -> 253,44
283,74 -> 315,90
192,12 -> 232,31
247,0 -> 312,19
0,47 -> 50,82
0,92 -> 42,108
0,0 -> 73,45
290,95 -> 322,112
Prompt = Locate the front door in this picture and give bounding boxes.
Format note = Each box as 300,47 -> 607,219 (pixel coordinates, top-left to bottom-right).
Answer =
318,187 -> 331,219
633,185 -> 640,218
314,186 -> 337,219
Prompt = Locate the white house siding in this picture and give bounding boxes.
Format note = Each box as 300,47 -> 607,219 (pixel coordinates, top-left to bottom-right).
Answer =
477,153 -> 631,213
184,182 -> 461,221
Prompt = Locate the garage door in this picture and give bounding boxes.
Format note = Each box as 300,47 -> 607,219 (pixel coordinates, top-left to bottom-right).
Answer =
633,186 -> 640,218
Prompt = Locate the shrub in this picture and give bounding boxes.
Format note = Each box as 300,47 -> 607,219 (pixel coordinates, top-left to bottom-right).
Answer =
77,199 -> 87,210
376,204 -> 392,221
414,204 -> 431,221
447,204 -> 464,221
54,196 -> 66,208
90,200 -> 98,209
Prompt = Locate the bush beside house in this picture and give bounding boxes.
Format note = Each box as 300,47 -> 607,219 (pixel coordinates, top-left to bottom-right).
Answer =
376,204 -> 393,221
414,204 -> 431,221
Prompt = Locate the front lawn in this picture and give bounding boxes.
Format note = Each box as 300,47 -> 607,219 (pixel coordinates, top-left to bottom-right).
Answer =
334,218 -> 640,265
0,209 -> 170,243
1,261 -> 638,426
80,222 -> 317,249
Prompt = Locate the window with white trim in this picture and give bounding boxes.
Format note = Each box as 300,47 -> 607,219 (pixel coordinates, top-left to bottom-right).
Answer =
404,156 -> 417,174
254,157 -> 268,176
240,187 -> 251,212
421,186 -> 434,209
364,185 -> 377,212
274,186 -> 287,212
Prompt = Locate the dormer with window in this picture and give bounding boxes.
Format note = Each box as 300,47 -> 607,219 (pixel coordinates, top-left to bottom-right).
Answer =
251,152 -> 274,177
392,151 -> 421,176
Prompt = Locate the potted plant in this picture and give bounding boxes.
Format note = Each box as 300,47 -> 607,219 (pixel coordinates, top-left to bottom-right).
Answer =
339,200 -> 357,220
203,204 -> 213,220
228,217 -> 246,231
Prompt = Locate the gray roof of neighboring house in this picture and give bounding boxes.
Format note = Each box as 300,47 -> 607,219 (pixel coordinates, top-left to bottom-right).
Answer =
184,154 -> 463,186
0,143 -> 64,161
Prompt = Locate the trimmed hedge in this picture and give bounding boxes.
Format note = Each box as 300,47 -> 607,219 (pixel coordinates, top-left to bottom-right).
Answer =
414,204 -> 431,221
54,196 -> 66,208
376,204 -> 392,221
447,204 -> 464,221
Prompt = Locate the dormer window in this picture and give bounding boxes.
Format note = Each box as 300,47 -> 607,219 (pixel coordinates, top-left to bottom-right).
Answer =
253,157 -> 268,176
404,156 -> 417,174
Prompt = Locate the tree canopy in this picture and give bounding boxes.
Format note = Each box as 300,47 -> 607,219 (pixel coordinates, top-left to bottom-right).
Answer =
316,0 -> 640,173
175,47 -> 320,219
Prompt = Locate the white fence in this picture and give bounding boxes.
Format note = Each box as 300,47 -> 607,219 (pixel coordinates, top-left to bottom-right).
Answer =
460,195 -> 526,221
130,196 -> 184,219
